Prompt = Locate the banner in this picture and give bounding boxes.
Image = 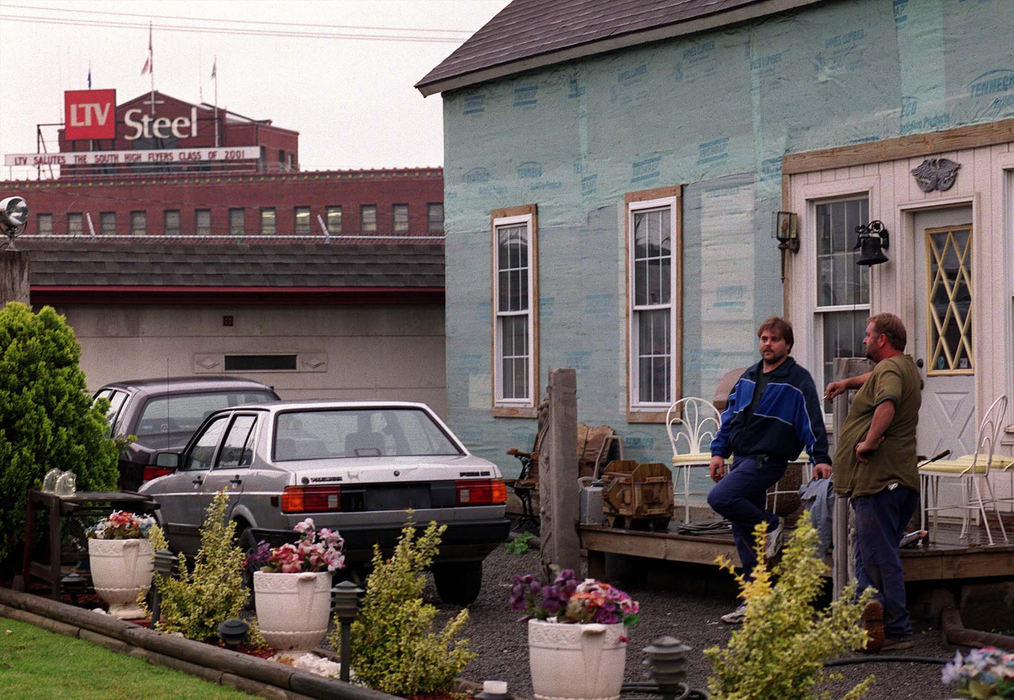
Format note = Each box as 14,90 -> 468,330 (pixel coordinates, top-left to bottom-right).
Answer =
5,146 -> 260,167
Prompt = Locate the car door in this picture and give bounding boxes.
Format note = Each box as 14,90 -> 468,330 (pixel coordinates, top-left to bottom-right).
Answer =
153,413 -> 231,553
200,413 -> 259,516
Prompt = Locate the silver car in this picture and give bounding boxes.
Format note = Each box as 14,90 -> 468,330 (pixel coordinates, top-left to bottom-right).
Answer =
140,400 -> 510,605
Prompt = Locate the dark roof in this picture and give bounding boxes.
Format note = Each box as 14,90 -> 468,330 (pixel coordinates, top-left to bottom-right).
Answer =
416,0 -> 821,95
20,239 -> 443,290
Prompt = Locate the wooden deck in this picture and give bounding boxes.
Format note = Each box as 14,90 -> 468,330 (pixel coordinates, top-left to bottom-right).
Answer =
579,513 -> 1014,583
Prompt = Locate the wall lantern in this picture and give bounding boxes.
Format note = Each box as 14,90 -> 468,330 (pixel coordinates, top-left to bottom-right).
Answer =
772,211 -> 799,253
854,220 -> 890,266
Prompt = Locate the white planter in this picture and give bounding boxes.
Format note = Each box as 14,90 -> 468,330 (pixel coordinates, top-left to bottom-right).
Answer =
528,619 -> 627,700
254,571 -> 332,652
88,538 -> 154,619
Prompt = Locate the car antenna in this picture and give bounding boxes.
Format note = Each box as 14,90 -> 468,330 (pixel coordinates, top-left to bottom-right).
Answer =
164,357 -> 171,452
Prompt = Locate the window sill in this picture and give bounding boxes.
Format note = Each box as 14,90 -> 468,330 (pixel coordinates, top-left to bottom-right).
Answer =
493,406 -> 538,419
626,409 -> 667,424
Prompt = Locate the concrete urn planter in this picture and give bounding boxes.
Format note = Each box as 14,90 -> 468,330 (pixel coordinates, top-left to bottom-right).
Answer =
254,571 -> 332,651
528,619 -> 627,700
88,538 -> 154,619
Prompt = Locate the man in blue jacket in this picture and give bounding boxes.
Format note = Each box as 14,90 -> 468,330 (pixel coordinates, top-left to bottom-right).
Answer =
708,317 -> 831,624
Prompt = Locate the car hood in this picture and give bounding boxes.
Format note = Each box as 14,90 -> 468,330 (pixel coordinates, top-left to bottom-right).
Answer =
278,454 -> 501,485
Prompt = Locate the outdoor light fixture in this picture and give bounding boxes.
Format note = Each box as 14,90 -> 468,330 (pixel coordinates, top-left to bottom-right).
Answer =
217,618 -> 250,647
476,680 -> 511,700
0,196 -> 29,249
772,210 -> 799,253
332,580 -> 363,682
643,636 -> 692,700
854,220 -> 890,266
150,549 -> 177,624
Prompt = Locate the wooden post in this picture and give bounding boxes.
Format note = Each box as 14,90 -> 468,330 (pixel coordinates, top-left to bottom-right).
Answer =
540,368 -> 580,573
831,356 -> 873,600
1,250 -> 30,306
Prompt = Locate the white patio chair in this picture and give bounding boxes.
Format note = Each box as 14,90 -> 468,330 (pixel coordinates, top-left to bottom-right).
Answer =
666,397 -> 721,524
920,394 -> 1009,545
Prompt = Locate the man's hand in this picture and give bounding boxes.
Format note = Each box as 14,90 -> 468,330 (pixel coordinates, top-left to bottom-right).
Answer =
855,437 -> 883,463
709,455 -> 726,482
824,381 -> 847,401
812,462 -> 832,480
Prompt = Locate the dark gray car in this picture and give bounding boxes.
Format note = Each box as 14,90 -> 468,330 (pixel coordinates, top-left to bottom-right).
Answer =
140,400 -> 510,605
94,376 -> 280,491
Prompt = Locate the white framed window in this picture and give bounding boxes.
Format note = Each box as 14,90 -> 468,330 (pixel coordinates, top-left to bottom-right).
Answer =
492,205 -> 538,414
813,195 -> 870,409
626,188 -> 681,420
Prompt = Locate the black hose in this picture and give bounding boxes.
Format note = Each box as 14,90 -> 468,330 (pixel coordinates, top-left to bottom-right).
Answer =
825,655 -> 949,666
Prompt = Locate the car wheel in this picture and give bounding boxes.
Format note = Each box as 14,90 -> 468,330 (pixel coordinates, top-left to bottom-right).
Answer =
431,561 -> 483,606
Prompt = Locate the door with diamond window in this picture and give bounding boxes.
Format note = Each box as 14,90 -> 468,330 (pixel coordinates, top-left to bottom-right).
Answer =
913,206 -> 975,459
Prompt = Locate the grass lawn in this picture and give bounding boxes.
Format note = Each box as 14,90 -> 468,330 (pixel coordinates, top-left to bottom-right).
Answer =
0,616 -> 254,699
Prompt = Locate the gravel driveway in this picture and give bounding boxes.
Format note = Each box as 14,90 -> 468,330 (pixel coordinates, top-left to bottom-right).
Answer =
427,542 -> 958,699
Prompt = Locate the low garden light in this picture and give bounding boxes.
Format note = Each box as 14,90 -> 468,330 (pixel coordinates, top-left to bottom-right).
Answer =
643,636 -> 692,700
332,580 -> 363,682
150,548 -> 177,624
218,618 -> 250,647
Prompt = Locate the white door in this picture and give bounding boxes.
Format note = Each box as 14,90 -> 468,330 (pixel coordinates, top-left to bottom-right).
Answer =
912,206 -> 975,461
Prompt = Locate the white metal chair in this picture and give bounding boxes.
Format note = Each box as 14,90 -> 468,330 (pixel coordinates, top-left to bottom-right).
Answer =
920,394 -> 1009,545
666,397 -> 721,524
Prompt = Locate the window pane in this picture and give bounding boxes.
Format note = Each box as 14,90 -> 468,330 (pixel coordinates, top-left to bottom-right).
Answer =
100,212 -> 116,235
295,207 -> 310,234
361,205 -> 377,233
195,209 -> 211,235
261,208 -> 276,235
393,204 -> 409,233
130,211 -> 146,235
326,206 -> 342,234
816,198 -> 869,307
427,203 -> 444,233
499,315 -> 529,400
37,214 -> 53,235
68,213 -> 83,235
229,208 -> 245,235
636,309 -> 670,403
164,210 -> 180,235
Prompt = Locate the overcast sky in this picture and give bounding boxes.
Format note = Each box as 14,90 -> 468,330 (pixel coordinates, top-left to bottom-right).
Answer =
0,0 -> 508,178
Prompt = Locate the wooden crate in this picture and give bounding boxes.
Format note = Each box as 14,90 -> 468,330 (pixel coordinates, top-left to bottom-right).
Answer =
601,460 -> 673,531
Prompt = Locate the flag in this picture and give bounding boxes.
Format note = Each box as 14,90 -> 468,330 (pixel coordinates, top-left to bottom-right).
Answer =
141,23 -> 152,75
211,57 -> 216,80
87,63 -> 92,89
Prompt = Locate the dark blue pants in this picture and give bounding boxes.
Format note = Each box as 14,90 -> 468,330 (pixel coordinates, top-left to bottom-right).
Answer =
852,486 -> 919,639
707,455 -> 785,580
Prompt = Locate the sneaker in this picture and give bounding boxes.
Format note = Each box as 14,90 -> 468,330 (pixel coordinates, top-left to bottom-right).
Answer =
720,604 -> 747,625
899,530 -> 927,548
881,636 -> 916,652
861,601 -> 885,653
765,518 -> 784,559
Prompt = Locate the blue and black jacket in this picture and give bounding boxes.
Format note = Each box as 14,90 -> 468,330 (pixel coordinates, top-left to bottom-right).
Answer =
710,356 -> 830,466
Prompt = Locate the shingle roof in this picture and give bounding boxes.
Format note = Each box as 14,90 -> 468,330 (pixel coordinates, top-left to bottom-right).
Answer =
416,0 -> 820,95
20,240 -> 444,289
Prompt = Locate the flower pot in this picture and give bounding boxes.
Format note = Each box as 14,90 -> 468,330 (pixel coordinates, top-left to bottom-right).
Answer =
254,571 -> 332,651
528,619 -> 627,700
88,538 -> 154,619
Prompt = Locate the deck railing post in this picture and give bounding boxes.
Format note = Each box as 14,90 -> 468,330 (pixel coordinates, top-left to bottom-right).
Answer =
541,368 -> 581,573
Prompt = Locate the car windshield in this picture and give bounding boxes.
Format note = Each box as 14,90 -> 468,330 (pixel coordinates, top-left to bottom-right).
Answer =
274,408 -> 462,460
136,390 -> 276,439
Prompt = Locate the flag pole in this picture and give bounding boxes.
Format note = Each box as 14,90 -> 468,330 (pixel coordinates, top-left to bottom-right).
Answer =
148,22 -> 155,115
213,56 -> 219,147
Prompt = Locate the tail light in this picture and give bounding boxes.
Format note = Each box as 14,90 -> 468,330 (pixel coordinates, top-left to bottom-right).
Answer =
142,465 -> 174,482
282,485 -> 342,513
455,479 -> 507,506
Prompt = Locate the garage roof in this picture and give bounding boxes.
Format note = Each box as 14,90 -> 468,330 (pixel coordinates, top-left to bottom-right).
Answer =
20,240 -> 444,305
416,0 -> 822,96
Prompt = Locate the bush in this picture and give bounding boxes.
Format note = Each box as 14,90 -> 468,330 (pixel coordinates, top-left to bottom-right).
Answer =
336,521 -> 474,694
0,302 -> 118,564
143,490 -> 249,642
705,516 -> 875,700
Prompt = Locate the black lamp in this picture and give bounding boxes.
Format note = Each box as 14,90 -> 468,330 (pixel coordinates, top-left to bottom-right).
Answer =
855,220 -> 890,266
773,211 -> 799,253
332,580 -> 363,682
643,636 -> 692,700
150,549 -> 177,625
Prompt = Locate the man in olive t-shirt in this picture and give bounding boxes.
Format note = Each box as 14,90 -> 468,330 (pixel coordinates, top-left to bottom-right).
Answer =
824,313 -> 921,651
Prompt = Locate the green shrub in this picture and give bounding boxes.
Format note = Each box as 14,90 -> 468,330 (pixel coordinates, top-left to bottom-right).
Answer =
705,516 -> 875,700
336,521 -> 474,694
142,490 -> 249,642
0,302 -> 118,564
505,531 -> 535,555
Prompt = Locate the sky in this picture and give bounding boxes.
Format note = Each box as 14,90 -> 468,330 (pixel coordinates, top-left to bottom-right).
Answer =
0,0 -> 509,178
